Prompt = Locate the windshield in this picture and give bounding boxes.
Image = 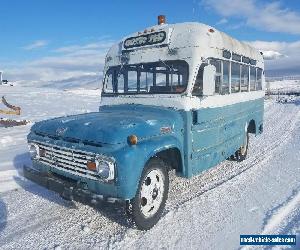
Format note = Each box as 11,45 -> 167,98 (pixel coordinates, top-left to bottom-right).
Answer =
102,60 -> 188,95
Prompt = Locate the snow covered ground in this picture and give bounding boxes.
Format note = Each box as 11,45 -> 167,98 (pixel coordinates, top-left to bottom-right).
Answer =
0,83 -> 299,249
267,79 -> 300,93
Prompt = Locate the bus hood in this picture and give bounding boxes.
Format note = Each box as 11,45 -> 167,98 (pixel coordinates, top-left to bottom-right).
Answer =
30,105 -> 182,145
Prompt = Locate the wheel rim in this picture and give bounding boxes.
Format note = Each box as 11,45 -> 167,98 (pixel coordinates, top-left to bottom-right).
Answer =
240,134 -> 248,156
140,169 -> 165,218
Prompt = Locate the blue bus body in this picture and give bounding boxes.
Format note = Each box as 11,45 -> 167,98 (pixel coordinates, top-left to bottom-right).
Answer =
27,96 -> 263,200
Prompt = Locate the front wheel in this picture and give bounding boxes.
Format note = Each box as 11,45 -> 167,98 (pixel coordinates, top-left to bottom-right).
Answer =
127,158 -> 169,230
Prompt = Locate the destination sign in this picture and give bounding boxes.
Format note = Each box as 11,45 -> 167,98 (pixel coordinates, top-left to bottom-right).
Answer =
123,31 -> 166,49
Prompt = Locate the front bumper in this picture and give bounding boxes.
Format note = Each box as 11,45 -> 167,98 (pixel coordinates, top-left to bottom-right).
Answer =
23,165 -> 124,204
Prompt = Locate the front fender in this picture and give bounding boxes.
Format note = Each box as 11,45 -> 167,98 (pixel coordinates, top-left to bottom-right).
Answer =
114,135 -> 183,199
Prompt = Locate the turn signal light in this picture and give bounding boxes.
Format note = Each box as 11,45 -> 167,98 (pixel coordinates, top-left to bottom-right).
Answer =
128,135 -> 138,145
87,161 -> 97,171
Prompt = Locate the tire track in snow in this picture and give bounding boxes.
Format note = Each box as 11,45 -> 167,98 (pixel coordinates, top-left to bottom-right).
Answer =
262,189 -> 300,234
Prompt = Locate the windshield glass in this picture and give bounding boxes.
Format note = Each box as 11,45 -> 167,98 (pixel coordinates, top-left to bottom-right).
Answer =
102,60 -> 188,95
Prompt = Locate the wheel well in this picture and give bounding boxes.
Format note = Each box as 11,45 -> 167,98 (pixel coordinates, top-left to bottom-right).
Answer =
154,148 -> 183,173
248,119 -> 256,134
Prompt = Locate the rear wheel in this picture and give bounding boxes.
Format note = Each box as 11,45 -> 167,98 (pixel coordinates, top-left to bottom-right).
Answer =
127,158 -> 169,230
235,132 -> 249,162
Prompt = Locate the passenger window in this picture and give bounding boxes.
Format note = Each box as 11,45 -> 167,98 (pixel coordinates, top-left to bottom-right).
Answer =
231,63 -> 240,93
192,67 -> 203,96
241,65 -> 249,92
250,67 -> 256,91
222,61 -> 230,94
210,59 -> 221,94
232,53 -> 241,62
256,68 -> 262,90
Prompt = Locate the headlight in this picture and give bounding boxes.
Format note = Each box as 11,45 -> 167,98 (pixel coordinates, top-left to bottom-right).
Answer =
87,155 -> 115,181
28,143 -> 39,159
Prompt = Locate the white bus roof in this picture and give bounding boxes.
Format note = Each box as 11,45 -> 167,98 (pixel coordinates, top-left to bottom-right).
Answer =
105,22 -> 263,68
101,21 -> 265,111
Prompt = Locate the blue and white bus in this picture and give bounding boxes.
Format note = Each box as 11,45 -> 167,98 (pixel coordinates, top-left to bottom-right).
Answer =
26,16 -> 264,230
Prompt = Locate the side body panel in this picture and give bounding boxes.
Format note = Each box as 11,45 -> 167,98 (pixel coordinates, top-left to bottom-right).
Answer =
182,98 -> 264,177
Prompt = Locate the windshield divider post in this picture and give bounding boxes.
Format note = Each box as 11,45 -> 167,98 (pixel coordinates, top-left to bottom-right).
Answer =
137,67 -> 141,93
113,70 -> 118,93
166,73 -> 169,87
124,71 -> 128,92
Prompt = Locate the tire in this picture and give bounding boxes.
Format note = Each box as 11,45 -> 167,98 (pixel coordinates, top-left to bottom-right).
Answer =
127,158 -> 169,230
235,132 -> 249,162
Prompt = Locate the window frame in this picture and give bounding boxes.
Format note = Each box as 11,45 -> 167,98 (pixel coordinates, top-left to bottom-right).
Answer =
197,55 -> 264,97
102,60 -> 189,96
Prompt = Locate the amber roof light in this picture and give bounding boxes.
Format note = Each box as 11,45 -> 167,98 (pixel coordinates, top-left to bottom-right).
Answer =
158,15 -> 166,25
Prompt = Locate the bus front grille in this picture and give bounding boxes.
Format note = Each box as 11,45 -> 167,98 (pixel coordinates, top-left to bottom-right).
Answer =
34,141 -> 99,180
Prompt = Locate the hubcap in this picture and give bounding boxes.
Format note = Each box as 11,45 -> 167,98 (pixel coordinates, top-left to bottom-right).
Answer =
140,169 -> 164,218
240,134 -> 248,156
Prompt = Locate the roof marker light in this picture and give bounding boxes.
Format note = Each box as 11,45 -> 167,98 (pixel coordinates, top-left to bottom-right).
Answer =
158,15 -> 166,25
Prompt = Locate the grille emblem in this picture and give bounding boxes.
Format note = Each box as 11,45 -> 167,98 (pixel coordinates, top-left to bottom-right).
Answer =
56,127 -> 68,136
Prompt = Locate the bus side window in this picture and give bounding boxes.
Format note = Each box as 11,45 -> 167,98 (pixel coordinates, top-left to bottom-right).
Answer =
210,59 -> 221,94
192,66 -> 203,96
241,65 -> 249,92
250,67 -> 256,91
231,62 -> 241,93
222,61 -> 230,94
256,68 -> 262,90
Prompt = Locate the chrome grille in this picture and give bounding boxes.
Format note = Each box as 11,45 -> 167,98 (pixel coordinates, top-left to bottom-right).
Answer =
33,141 -> 100,180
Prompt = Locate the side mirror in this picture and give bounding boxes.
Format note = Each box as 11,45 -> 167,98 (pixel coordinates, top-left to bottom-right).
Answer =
202,64 -> 216,96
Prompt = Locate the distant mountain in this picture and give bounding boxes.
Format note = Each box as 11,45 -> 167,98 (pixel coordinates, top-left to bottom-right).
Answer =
15,67 -> 300,89
265,67 -> 300,77
18,74 -> 102,90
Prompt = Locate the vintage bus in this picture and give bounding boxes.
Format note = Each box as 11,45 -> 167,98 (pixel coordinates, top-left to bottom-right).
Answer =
25,16 -> 264,230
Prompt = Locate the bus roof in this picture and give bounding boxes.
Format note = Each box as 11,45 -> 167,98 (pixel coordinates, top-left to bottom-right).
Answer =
105,22 -> 263,68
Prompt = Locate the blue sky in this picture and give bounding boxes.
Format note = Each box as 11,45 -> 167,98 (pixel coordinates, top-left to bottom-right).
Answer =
1,0 -> 300,84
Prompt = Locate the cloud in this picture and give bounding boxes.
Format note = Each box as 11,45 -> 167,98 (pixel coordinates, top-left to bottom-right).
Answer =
216,18 -> 228,25
4,39 -> 114,86
202,0 -> 300,34
262,51 -> 285,60
245,40 -> 300,55
244,40 -> 300,71
23,40 -> 49,50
